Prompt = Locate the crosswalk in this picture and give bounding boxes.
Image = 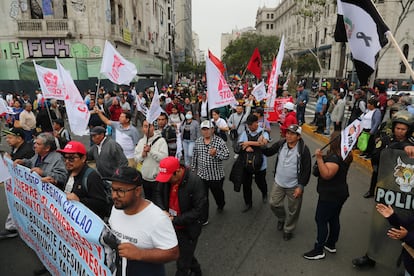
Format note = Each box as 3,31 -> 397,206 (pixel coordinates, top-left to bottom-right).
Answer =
304,97 -> 351,121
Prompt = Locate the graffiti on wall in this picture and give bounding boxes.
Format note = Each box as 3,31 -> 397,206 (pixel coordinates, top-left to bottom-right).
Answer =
70,43 -> 101,58
0,39 -> 101,59
0,41 -> 25,59
28,39 -> 70,57
71,0 -> 86,13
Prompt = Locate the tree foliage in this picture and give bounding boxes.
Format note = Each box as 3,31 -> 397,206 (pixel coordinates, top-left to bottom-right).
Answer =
222,33 -> 280,74
296,53 -> 320,75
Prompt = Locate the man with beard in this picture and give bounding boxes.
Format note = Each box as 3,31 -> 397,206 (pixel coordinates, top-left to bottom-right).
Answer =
107,167 -> 179,276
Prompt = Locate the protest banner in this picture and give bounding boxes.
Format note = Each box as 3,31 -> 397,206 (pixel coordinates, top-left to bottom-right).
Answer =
265,97 -> 293,123
4,158 -> 117,276
367,149 -> 414,268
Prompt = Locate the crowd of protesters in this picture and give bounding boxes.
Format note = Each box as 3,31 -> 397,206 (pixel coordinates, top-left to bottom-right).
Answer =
1,76 -> 414,275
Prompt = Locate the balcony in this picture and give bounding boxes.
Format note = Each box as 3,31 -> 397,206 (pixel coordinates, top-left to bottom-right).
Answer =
16,19 -> 76,38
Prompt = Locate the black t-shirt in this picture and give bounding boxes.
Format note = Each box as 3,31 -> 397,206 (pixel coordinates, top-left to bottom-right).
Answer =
316,154 -> 350,202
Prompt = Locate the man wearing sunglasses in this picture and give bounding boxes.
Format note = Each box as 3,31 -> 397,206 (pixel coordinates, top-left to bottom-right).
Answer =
106,167 -> 179,276
57,141 -> 110,220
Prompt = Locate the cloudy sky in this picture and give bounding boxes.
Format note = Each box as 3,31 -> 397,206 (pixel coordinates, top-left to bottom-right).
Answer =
192,0 -> 280,58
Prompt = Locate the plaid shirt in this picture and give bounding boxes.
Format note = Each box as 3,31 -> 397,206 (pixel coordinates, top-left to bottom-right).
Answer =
191,135 -> 230,180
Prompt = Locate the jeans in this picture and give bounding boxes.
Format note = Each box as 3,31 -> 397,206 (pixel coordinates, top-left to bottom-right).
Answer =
182,140 -> 195,167
315,199 -> 345,250
325,112 -> 332,134
296,105 -> 306,124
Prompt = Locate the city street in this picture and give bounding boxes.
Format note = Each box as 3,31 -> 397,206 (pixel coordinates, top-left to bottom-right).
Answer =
0,124 -> 398,276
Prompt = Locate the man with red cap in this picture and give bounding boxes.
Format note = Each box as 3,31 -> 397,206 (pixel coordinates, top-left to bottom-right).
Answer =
154,157 -> 207,276
58,141 -> 110,219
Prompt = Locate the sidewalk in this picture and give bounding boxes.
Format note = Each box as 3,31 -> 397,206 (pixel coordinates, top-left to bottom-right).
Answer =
302,123 -> 373,172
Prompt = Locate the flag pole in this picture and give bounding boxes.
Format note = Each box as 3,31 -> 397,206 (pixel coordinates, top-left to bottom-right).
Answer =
386,31 -> 414,81
240,67 -> 248,81
311,133 -> 341,157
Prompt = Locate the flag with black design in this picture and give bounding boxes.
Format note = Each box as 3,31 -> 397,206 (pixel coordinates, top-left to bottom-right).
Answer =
335,0 -> 389,86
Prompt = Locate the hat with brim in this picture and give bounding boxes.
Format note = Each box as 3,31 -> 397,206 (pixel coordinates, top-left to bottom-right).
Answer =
103,167 -> 142,186
2,128 -> 25,138
155,157 -> 180,183
57,141 -> 86,155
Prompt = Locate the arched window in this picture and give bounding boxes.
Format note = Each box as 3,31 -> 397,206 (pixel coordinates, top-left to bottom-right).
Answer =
400,44 -> 409,73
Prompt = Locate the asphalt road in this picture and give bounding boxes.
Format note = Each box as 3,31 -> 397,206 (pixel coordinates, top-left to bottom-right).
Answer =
0,124 -> 401,276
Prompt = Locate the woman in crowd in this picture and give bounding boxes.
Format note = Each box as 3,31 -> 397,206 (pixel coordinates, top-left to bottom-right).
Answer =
359,97 -> 381,159
330,92 -> 346,131
169,105 -> 185,129
211,109 -> 229,141
180,110 -> 200,166
303,131 -> 353,260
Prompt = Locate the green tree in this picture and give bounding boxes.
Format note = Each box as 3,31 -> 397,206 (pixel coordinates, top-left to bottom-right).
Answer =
222,33 -> 280,75
296,53 -> 320,75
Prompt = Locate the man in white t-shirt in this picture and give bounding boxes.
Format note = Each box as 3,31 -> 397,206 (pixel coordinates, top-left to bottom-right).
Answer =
106,167 -> 179,276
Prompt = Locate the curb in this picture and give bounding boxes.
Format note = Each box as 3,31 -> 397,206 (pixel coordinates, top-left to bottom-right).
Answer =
302,124 -> 373,172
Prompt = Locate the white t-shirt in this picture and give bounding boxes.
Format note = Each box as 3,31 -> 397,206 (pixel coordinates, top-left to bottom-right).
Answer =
109,201 -> 178,276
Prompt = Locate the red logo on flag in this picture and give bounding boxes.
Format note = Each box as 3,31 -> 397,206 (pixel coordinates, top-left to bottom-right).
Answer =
217,75 -> 232,100
43,72 -> 63,96
110,55 -> 124,82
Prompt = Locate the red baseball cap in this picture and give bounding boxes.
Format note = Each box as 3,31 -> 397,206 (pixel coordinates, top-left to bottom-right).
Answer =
155,157 -> 181,183
57,141 -> 87,155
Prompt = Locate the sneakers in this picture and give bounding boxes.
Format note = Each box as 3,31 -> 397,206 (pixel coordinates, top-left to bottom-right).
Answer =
0,229 -> 18,240
324,245 -> 337,253
234,154 -> 239,160
303,248 -> 326,260
202,220 -> 209,226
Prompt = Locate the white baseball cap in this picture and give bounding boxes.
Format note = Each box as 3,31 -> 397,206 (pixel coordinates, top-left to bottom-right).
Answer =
283,102 -> 295,111
200,120 -> 212,129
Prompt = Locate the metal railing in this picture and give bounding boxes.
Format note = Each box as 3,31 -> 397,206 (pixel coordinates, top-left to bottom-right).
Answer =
16,19 -> 75,37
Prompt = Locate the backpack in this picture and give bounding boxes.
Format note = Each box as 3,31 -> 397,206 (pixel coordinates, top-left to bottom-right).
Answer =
81,167 -> 113,216
243,130 -> 264,173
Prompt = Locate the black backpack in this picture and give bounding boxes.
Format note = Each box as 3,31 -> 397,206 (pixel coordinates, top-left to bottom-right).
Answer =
81,167 -> 113,217
243,130 -> 264,173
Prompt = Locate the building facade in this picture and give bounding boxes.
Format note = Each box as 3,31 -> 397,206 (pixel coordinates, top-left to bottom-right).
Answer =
0,0 -> 179,91
221,27 -> 256,58
255,0 -> 414,85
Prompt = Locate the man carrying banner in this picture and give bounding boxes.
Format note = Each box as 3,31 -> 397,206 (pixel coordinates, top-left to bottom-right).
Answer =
107,167 -> 179,276
0,128 -> 34,240
134,120 -> 168,201
14,132 -> 67,189
58,141 -> 110,219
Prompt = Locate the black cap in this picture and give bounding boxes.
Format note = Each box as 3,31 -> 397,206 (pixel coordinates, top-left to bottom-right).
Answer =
90,126 -> 106,135
103,167 -> 142,186
2,127 -> 25,138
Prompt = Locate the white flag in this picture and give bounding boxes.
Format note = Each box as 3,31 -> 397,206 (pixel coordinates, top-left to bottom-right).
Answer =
267,35 -> 285,108
0,157 -> 11,183
206,54 -> 237,110
146,82 -> 164,124
252,81 -> 267,101
33,61 -> 66,100
341,118 -> 362,160
100,40 -> 137,85
56,58 -> 90,136
0,98 -> 14,115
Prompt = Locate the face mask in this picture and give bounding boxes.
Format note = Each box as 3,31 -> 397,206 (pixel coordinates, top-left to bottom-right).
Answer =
185,114 -> 193,120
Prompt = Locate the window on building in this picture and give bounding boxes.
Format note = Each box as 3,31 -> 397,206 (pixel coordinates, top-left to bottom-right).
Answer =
267,13 -> 270,19
110,0 -> 116,25
118,4 -> 123,27
271,13 -> 274,19
400,44 -> 409,73
271,24 -> 274,30
266,24 -> 269,29
138,20 -> 142,32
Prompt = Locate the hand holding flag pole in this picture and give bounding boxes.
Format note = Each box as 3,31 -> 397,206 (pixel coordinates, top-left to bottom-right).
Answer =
311,134 -> 341,158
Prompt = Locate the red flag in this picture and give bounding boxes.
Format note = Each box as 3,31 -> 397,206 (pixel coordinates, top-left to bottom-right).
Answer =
247,48 -> 262,79
208,50 -> 226,74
